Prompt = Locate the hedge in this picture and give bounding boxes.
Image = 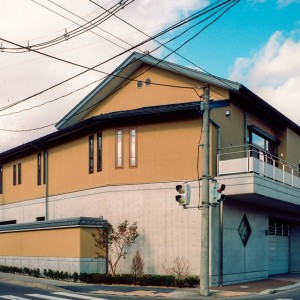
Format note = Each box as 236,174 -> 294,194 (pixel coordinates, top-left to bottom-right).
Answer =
0,265 -> 199,287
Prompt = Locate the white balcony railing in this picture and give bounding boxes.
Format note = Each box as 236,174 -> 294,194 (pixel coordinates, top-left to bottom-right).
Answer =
217,145 -> 300,189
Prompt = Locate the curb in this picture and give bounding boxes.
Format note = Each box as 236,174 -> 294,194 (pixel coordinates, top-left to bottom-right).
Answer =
0,275 -> 67,292
259,282 -> 300,295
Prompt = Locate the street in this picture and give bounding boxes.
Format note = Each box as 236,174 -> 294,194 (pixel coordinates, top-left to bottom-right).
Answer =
0,282 -> 168,300
2,280 -> 300,300
0,282 -> 121,300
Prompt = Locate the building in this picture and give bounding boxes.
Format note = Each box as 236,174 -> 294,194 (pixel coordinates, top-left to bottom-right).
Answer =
0,52 -> 300,285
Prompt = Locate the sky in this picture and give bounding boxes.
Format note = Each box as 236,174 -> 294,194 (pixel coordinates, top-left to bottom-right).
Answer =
0,0 -> 300,152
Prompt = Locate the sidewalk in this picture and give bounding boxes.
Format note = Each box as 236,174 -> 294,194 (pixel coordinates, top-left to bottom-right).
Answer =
1,272 -> 300,298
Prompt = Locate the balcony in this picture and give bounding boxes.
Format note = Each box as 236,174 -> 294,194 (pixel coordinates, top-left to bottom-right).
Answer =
217,145 -> 300,190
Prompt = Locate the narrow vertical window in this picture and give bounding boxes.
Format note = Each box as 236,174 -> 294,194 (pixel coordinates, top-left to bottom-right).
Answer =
13,165 -> 17,186
129,128 -> 137,167
0,166 -> 3,194
89,135 -> 94,173
18,163 -> 22,185
37,153 -> 42,185
97,132 -> 102,172
116,129 -> 124,168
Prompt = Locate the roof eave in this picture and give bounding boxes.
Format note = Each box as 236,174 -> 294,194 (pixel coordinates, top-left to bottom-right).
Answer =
56,52 -> 240,130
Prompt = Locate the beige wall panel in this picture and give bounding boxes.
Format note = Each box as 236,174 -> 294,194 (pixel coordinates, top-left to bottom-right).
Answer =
211,105 -> 245,149
0,232 -> 21,256
49,137 -> 88,194
84,66 -> 229,119
80,228 -> 105,258
47,119 -> 203,196
2,156 -> 45,204
286,128 -> 300,167
277,129 -> 287,161
0,228 -> 81,258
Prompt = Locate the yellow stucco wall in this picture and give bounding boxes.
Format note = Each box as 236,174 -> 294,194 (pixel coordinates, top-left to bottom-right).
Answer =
1,155 -> 45,205
0,227 -> 100,258
84,66 -> 229,118
47,118 -> 203,196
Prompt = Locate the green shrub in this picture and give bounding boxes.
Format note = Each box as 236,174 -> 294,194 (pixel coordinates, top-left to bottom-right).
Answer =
72,272 -> 79,282
0,264 -> 198,287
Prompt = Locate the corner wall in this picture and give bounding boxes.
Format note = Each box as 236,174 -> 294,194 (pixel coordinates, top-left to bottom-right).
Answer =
0,217 -> 106,274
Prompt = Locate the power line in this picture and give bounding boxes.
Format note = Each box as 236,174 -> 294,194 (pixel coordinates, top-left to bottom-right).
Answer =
36,0 -> 134,51
1,0 -> 134,52
0,0 -> 240,132
0,0 -> 235,113
90,0 -> 240,94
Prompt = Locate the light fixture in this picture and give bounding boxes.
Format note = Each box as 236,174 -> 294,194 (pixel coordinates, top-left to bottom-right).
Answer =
145,78 -> 151,86
225,110 -> 231,116
137,81 -> 143,89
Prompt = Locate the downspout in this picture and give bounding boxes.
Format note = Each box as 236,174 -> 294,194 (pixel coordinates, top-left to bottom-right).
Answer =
245,112 -> 248,149
245,112 -> 249,172
210,119 -> 220,156
210,119 -> 223,287
44,151 -> 49,220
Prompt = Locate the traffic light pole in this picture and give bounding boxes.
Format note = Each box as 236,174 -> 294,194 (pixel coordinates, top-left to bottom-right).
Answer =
200,84 -> 210,296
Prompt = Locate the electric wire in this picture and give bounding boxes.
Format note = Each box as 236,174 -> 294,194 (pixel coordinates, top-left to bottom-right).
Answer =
90,0 -> 241,96
1,0 -> 233,53
0,0 -> 236,113
36,0 -> 137,52
0,0 -> 239,131
1,0 -> 134,52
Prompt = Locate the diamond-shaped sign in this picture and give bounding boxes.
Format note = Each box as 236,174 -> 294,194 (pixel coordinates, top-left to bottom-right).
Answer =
238,214 -> 251,247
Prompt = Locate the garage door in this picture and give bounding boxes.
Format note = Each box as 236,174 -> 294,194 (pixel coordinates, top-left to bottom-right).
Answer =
268,220 -> 289,275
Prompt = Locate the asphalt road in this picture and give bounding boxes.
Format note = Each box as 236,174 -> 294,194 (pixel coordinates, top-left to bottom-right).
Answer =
2,281 -> 300,300
0,282 -> 168,300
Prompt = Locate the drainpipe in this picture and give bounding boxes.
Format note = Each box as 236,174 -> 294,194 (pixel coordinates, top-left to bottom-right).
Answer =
44,151 -> 49,220
210,119 -> 223,287
245,112 -> 248,149
210,120 -> 220,156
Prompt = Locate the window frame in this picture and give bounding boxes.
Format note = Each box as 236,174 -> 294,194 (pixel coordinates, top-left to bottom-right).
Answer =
89,135 -> 94,174
17,163 -> 22,185
115,129 -> 124,168
97,132 -> 102,172
129,127 -> 138,167
37,153 -> 42,185
0,166 -> 3,194
13,164 -> 17,186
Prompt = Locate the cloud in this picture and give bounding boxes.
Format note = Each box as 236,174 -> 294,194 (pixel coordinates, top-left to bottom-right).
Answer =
229,30 -> 300,126
0,0 -> 209,152
277,0 -> 300,8
249,0 -> 300,7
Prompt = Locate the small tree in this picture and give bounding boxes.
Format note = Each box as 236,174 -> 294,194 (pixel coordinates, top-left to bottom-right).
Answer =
131,250 -> 144,284
92,219 -> 139,276
163,257 -> 190,286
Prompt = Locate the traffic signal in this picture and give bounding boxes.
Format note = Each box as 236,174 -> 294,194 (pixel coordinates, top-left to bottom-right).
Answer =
210,182 -> 226,205
175,184 -> 191,206
217,183 -> 226,203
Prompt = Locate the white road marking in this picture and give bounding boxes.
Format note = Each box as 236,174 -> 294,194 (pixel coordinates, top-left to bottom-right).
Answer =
0,296 -> 31,300
53,293 -> 108,300
26,295 -> 71,300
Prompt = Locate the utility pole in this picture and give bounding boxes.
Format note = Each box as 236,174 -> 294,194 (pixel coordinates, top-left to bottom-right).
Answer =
200,84 -> 210,296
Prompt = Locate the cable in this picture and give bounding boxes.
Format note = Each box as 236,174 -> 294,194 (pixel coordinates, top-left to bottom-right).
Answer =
2,0 -> 134,52
0,0 -> 234,113
90,0 -> 241,95
0,78 -> 102,117
38,0 -> 135,51
0,0 -> 239,131
48,0 -> 139,48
